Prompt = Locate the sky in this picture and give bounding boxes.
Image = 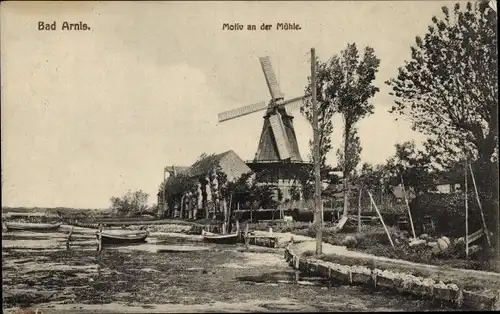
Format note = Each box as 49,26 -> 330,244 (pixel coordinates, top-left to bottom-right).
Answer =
1,1 -> 466,209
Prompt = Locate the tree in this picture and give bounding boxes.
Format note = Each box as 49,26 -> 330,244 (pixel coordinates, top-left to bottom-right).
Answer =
387,2 -> 497,170
110,190 -> 149,217
384,141 -> 436,232
385,141 -> 436,196
301,58 -> 337,171
163,172 -> 197,217
336,127 -> 362,214
386,1 -> 498,264
331,43 -> 380,217
300,44 -> 380,218
356,162 -> 388,205
226,171 -> 277,210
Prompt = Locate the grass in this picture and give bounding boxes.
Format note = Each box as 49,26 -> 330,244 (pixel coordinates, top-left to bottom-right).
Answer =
292,224 -> 495,272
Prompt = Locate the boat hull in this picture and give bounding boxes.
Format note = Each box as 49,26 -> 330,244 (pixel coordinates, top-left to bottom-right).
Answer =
4,222 -> 62,231
202,233 -> 239,245
98,232 -> 149,245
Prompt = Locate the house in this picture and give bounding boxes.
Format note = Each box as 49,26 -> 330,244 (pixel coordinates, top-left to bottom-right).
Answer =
158,150 -> 252,214
390,185 -> 416,201
163,150 -> 251,182
431,170 -> 463,194
189,150 -> 252,182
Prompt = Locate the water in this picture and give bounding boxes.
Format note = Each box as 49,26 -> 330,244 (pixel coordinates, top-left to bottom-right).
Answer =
2,230 -> 460,312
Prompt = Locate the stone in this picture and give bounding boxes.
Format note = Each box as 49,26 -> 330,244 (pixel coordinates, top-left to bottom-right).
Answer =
350,266 -> 372,285
409,239 -> 426,247
440,236 -> 451,246
492,291 -> 500,311
308,262 -> 319,275
329,264 -> 351,284
437,238 -> 450,251
375,270 -> 395,289
462,290 -> 497,310
427,241 -> 438,248
341,235 -> 358,248
419,233 -> 429,240
317,263 -> 330,278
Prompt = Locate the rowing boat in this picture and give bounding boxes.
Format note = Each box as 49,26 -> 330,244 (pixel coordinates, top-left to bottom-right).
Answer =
4,221 -> 62,231
97,230 -> 149,245
202,230 -> 239,244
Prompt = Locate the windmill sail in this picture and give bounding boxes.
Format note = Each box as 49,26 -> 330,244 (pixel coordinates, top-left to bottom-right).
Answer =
269,113 -> 291,159
281,96 -> 305,112
218,100 -> 267,123
260,56 -> 284,100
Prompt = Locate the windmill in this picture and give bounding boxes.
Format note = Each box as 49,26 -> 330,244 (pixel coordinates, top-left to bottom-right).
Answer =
217,56 -> 311,200
218,56 -> 306,162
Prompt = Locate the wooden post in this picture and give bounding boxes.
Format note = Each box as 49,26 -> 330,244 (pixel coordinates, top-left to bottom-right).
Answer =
66,226 -> 74,250
400,174 -> 417,240
228,195 -> 233,226
469,164 -> 491,247
357,186 -> 363,232
244,223 -> 249,247
97,224 -> 103,252
311,48 -> 322,256
465,157 -> 469,260
367,191 -> 395,249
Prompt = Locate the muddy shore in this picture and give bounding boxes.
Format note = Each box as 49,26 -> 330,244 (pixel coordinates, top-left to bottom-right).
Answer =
2,229 -> 463,313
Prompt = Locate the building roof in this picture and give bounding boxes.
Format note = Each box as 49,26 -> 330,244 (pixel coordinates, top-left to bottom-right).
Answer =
164,150 -> 251,182
433,169 -> 463,186
164,165 -> 190,175
390,185 -> 416,200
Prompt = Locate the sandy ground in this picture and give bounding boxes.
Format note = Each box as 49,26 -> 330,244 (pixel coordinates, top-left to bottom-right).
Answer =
3,230 -> 460,313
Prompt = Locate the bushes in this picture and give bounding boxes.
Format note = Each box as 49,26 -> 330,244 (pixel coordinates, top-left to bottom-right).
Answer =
410,193 -> 485,238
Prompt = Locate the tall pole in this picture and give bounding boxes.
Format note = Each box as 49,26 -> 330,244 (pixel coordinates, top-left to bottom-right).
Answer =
465,157 -> 469,260
163,168 -> 167,218
311,48 -> 322,256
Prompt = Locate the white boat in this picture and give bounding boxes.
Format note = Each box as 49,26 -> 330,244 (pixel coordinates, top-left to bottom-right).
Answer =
98,229 -> 149,245
4,221 -> 62,231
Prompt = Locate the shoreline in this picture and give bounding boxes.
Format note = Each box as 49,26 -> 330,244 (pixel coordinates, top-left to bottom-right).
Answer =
284,240 -> 500,311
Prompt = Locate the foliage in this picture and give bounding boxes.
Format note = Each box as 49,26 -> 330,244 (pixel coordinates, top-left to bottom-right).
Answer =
289,163 -> 341,201
386,1 -> 498,170
301,57 -> 337,169
356,163 -> 386,191
226,171 -> 278,209
336,127 -> 362,181
410,192 -> 486,237
110,190 -> 149,217
385,141 -> 436,195
386,1 -> 498,262
160,153 -> 230,217
189,153 -> 228,184
306,43 -> 380,215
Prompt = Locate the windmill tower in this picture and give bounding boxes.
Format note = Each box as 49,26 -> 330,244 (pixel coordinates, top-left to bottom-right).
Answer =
218,56 -> 311,200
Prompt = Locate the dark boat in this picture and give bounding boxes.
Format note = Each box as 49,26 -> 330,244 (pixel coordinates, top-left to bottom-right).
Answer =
4,222 -> 62,231
97,230 -> 149,245
202,230 -> 239,245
